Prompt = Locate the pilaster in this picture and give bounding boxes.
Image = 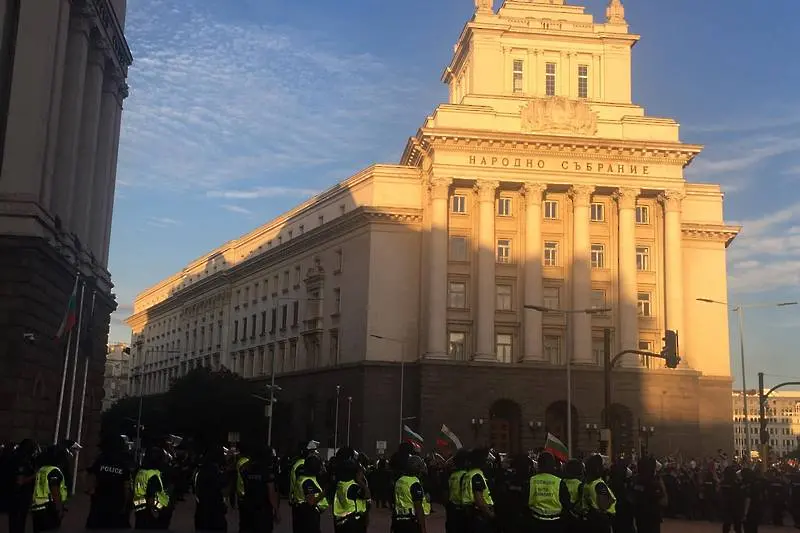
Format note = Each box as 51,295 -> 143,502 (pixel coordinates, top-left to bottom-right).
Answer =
659,189 -> 687,368
475,180 -> 499,361
569,184 -> 594,364
614,187 -> 639,364
425,176 -> 452,359
522,183 -> 547,362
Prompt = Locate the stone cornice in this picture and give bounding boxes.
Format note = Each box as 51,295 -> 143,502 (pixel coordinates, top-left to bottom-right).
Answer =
126,207 -> 423,324
401,127 -> 703,167
682,223 -> 741,248
84,0 -> 133,76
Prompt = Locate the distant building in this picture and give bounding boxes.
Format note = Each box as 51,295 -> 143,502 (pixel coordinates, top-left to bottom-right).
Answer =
127,0 -> 739,457
733,391 -> 800,459
103,343 -> 130,411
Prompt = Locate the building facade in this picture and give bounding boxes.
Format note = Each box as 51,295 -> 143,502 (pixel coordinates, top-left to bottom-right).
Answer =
0,0 -> 130,443
127,0 -> 739,457
733,391 -> 800,459
103,342 -> 130,411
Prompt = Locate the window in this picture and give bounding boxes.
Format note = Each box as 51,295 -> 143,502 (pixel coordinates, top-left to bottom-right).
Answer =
578,64 -> 589,98
241,318 -> 247,341
448,332 -> 466,360
318,215 -> 324,226
448,281 -> 467,309
270,309 -> 277,333
260,311 -> 267,335
449,236 -> 468,261
636,205 -> 650,225
544,241 -> 559,266
636,247 -> 650,271
591,338 -> 604,364
452,195 -> 467,214
544,335 -> 561,364
590,244 -> 605,269
496,284 -> 512,311
294,266 -> 301,285
543,287 -> 560,309
512,59 -> 524,93
251,314 -> 256,337
330,332 -> 340,365
497,239 -> 511,263
281,305 -> 288,330
333,288 -> 341,314
639,340 -> 655,368
544,200 -> 559,219
545,62 -> 556,96
591,289 -> 607,314
590,202 -> 605,222
335,249 -> 343,271
496,334 -> 513,363
283,271 -> 289,290
498,197 -> 512,217
637,292 -> 652,317
292,301 -> 299,326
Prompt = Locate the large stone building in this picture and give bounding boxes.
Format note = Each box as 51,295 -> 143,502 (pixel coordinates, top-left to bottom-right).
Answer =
103,342 -> 130,411
127,0 -> 739,457
733,391 -> 800,459
0,0 -> 131,444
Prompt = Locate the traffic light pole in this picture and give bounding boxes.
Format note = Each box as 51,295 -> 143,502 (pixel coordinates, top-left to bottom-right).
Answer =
757,372 -> 800,469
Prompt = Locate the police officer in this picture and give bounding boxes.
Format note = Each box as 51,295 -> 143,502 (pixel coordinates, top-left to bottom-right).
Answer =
296,453 -> 329,533
583,455 -> 616,533
194,445 -> 229,532
742,468 -> 763,533
461,448 -> 495,533
239,445 -> 281,533
719,465 -> 744,533
528,452 -> 571,533
132,447 -> 171,530
393,454 -> 429,533
445,450 -> 468,533
85,434 -> 134,529
30,445 -> 68,533
631,456 -> 666,533
332,447 -> 370,533
290,441 -> 319,533
6,439 -> 38,533
233,443 -> 251,511
563,459 -> 587,533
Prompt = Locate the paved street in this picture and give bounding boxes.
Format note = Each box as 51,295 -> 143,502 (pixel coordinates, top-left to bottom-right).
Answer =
1,496 -> 796,533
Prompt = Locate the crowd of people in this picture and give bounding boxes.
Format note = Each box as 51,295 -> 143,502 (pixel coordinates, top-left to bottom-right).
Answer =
3,435 -> 800,533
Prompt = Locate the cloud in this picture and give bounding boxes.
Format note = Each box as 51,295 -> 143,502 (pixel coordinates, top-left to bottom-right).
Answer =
221,204 -> 253,215
117,0 -> 420,193
688,137 -> 800,177
209,187 -> 318,200
727,201 -> 800,293
147,217 -> 181,228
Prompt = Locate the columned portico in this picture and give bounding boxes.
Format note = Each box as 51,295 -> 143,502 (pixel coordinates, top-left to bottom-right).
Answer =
475,180 -> 499,361
661,189 -> 687,366
570,185 -> 594,363
426,176 -> 452,359
523,182 -> 546,361
615,187 -> 640,357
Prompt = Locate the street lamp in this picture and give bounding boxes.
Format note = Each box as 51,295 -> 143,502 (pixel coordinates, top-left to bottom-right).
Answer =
334,385 -> 341,450
370,334 -> 407,444
347,396 -> 353,446
697,298 -> 797,459
525,305 -> 611,459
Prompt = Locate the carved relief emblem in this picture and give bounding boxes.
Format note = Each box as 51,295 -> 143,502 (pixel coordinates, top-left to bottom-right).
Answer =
520,97 -> 598,136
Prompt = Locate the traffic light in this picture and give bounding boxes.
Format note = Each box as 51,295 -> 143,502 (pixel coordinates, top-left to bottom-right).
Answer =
661,330 -> 681,368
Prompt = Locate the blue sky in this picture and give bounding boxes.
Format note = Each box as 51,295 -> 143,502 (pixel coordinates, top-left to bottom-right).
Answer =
109,0 -> 800,390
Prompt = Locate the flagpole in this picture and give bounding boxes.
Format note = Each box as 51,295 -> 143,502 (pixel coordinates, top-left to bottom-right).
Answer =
53,329 -> 73,444
54,274 -> 79,444
72,290 -> 96,493
64,281 -> 86,440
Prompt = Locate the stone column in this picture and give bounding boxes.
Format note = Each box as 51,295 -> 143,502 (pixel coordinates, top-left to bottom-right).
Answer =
523,183 -> 547,361
73,44 -> 106,249
52,10 -> 91,230
426,176 -> 452,359
475,180 -> 499,360
570,185 -> 594,363
660,189 -> 686,366
101,85 -> 126,266
615,188 -> 640,358
90,73 -> 124,258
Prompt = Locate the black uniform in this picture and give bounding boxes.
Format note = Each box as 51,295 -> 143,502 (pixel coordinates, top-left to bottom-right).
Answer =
194,460 -> 228,531
6,443 -> 36,533
720,474 -> 744,533
85,451 -> 134,529
240,458 -> 277,533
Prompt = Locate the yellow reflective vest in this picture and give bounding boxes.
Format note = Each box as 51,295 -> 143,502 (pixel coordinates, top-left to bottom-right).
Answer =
564,478 -> 586,516
584,478 -> 616,515
31,466 -> 68,511
236,456 -> 250,497
289,458 -> 305,504
460,468 -> 494,507
333,480 -> 368,521
448,469 -> 466,505
528,473 -> 562,519
297,475 -> 329,512
394,475 -> 430,518
133,469 -> 169,511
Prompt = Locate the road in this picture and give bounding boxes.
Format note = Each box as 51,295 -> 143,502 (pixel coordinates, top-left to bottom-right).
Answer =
0,496 -> 794,533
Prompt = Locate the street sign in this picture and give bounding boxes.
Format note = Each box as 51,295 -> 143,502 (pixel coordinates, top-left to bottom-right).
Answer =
376,440 -> 387,452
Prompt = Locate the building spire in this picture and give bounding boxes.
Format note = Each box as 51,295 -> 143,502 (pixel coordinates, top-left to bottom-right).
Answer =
474,0 -> 493,15
606,0 -> 626,24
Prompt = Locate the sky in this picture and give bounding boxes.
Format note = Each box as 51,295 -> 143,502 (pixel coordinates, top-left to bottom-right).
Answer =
108,0 -> 800,391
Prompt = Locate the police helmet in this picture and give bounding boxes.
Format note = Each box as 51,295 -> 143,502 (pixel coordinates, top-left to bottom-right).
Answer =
303,454 -> 323,476
405,454 -> 427,476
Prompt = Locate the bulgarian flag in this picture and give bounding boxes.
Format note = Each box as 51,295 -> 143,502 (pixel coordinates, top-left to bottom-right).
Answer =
436,424 -> 464,450
403,425 -> 424,450
56,276 -> 79,339
544,432 -> 569,462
